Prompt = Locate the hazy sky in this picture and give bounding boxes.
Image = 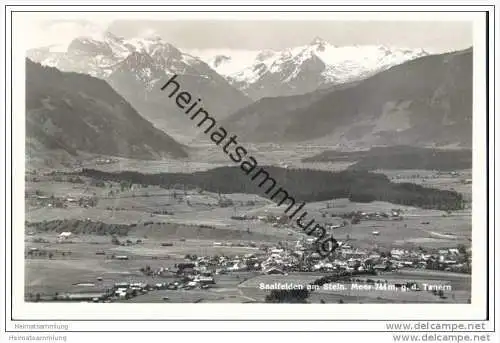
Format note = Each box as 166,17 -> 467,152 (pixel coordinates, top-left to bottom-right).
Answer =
22,19 -> 472,52
108,20 -> 472,52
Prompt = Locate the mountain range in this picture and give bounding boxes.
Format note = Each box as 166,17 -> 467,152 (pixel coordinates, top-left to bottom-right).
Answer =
222,48 -> 472,148
27,34 -> 430,124
27,33 -> 252,141
29,35 -> 429,102
25,59 -> 188,168
185,37 -> 430,99
27,33 -> 472,150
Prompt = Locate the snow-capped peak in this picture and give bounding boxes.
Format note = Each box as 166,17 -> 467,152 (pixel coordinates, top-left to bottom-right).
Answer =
309,36 -> 328,46
27,33 -> 433,100
27,32 -> 209,81
184,38 -> 431,98
213,55 -> 231,68
140,32 -> 163,41
255,50 -> 275,61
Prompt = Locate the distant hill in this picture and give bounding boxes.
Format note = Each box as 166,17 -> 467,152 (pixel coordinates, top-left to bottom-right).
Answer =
303,146 -> 472,171
26,59 -> 188,167
222,48 -> 472,148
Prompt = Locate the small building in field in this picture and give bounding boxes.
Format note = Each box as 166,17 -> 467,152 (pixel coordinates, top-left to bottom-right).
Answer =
263,267 -> 285,275
196,275 -> 216,285
57,292 -> 107,302
58,232 -> 72,239
373,264 -> 388,271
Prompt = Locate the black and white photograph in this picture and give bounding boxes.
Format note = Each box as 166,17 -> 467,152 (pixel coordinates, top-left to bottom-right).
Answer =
2,3 -> 497,341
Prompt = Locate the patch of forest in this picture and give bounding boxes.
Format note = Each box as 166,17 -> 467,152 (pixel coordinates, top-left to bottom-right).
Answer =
26,219 -> 278,241
27,219 -> 131,236
302,146 -> 472,171
78,166 -> 464,211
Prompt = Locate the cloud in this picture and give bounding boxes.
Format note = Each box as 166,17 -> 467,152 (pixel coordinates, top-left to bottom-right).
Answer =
17,16 -> 113,50
136,28 -> 161,39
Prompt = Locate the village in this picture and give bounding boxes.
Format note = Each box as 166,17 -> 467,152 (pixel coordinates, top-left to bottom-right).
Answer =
25,223 -> 472,303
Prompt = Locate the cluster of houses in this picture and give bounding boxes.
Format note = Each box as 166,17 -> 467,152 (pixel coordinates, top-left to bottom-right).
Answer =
231,214 -> 258,221
212,241 -> 259,248
257,214 -> 291,226
52,272 -> 217,303
53,281 -> 157,302
201,238 -> 472,275
392,171 -> 464,180
250,209 -> 404,236
94,158 -> 118,165
291,239 -> 472,274
338,209 -> 403,225
112,282 -> 150,299
41,240 -> 470,303
135,237 -> 471,279
27,193 -> 98,209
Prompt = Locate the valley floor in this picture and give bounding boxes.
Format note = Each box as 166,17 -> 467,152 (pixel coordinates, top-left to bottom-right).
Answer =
23,159 -> 472,304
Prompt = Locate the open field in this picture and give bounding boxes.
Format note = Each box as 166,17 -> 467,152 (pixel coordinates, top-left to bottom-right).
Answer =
26,169 -> 471,249
26,189 -> 471,250
73,143 -> 356,174
25,235 -> 264,298
250,197 -> 471,249
380,169 -> 472,200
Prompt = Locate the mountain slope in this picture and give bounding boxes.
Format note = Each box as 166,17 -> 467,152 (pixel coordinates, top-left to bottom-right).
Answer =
185,38 -> 429,99
25,59 -> 188,165
219,82 -> 357,142
222,48 -> 472,148
27,33 -> 252,141
106,45 -> 252,141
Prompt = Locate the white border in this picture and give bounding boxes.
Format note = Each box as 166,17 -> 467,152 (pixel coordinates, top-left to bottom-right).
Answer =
3,4 -> 495,332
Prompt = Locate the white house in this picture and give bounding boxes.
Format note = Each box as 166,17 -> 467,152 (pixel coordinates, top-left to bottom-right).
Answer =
57,232 -> 72,242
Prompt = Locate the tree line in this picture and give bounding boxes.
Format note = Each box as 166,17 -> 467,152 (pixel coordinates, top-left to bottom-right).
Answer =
78,166 -> 464,211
